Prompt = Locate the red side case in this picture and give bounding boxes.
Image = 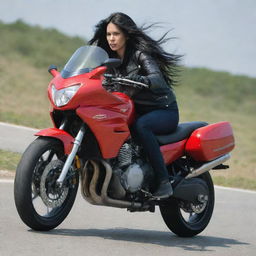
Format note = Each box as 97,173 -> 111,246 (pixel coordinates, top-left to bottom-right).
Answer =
185,122 -> 235,161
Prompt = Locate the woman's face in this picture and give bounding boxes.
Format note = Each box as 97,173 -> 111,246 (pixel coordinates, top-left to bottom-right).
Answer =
106,22 -> 127,58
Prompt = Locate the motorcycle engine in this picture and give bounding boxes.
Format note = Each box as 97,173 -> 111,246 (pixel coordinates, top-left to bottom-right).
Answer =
109,142 -> 154,199
118,142 -> 154,193
121,163 -> 144,193
117,142 -> 144,192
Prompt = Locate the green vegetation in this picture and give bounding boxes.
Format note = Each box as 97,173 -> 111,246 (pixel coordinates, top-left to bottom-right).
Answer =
175,67 -> 256,187
0,150 -> 21,171
0,20 -> 255,190
212,176 -> 256,191
0,19 -> 85,128
0,19 -> 85,68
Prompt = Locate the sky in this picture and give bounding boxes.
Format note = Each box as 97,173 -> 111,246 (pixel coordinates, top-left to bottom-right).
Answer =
1,0 -> 256,77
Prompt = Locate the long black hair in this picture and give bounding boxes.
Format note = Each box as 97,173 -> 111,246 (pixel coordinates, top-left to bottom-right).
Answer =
89,12 -> 181,86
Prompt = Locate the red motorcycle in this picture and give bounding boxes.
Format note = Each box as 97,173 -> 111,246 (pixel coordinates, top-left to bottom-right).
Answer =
14,46 -> 235,237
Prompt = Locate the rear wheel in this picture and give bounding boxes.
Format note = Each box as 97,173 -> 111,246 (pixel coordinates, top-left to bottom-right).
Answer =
14,137 -> 79,231
159,172 -> 214,237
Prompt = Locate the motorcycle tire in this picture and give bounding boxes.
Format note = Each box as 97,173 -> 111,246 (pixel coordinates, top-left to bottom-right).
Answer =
14,137 -> 79,231
159,172 -> 214,237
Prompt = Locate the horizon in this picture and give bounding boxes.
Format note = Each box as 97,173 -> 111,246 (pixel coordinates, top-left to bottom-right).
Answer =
1,0 -> 255,78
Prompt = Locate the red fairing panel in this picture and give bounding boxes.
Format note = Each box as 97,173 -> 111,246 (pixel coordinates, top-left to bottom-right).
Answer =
35,128 -> 74,155
161,139 -> 187,165
185,121 -> 235,161
76,102 -> 134,159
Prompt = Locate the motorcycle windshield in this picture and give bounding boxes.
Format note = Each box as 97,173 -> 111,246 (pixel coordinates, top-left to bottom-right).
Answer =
61,46 -> 109,78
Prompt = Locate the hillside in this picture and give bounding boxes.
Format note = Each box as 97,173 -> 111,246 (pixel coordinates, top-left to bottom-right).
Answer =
176,68 -> 256,187
0,20 -> 85,127
0,20 -> 255,187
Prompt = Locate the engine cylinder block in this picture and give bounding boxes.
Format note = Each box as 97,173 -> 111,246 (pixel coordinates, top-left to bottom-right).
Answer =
118,143 -> 132,167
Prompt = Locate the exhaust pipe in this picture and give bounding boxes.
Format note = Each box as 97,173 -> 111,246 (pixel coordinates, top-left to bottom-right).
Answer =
80,161 -> 98,205
185,153 -> 231,179
81,160 -> 142,209
100,160 -> 142,208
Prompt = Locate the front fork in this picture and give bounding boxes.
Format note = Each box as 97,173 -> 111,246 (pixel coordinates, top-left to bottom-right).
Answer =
57,125 -> 86,186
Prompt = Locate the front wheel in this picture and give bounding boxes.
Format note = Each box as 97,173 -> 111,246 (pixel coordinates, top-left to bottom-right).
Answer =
159,172 -> 215,237
14,137 -> 79,231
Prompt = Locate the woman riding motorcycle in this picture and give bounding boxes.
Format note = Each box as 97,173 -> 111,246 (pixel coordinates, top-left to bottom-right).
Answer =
89,12 -> 181,199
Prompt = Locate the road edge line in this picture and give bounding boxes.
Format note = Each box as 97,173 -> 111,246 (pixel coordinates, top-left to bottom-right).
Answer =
215,185 -> 256,194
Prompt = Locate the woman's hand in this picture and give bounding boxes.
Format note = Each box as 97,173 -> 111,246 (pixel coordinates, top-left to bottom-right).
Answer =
125,74 -> 150,85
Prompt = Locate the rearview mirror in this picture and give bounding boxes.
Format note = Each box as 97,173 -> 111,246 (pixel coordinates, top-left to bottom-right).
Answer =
103,58 -> 121,68
48,64 -> 59,77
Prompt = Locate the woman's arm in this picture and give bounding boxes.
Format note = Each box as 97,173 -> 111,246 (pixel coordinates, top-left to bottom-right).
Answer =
127,51 -> 169,90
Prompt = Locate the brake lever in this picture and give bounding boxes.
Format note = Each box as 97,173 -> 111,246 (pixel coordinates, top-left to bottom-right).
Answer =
111,77 -> 149,89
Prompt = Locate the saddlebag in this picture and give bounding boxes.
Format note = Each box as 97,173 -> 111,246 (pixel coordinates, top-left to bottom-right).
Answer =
185,121 -> 235,161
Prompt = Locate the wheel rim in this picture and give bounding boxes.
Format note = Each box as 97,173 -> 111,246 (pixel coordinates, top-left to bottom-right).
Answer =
179,195 -> 210,226
40,160 -> 69,209
31,147 -> 74,218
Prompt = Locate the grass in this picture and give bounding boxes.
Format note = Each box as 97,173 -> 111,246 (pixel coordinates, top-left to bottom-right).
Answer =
0,150 -> 21,172
212,175 -> 256,191
0,20 -> 85,128
175,68 -> 256,186
0,20 -> 255,190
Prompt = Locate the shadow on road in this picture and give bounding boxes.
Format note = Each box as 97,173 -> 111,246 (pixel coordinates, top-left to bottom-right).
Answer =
32,228 -> 249,251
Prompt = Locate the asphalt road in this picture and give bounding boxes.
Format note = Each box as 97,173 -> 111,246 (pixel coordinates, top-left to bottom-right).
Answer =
0,122 -> 39,153
1,181 -> 256,256
0,122 -> 256,255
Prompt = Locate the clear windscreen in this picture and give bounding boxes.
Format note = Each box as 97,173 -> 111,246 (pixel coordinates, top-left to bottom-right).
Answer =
61,46 -> 109,78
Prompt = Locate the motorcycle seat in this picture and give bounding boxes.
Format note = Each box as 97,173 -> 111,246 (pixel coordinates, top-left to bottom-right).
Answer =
156,121 -> 208,145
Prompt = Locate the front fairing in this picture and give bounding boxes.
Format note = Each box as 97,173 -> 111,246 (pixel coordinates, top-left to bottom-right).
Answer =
48,45 -> 123,110
47,46 -> 135,159
48,71 -> 129,111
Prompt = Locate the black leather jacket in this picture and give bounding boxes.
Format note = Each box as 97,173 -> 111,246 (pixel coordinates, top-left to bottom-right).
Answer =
109,50 -> 177,114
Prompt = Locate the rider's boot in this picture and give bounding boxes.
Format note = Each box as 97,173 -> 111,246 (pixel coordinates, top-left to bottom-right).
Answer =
153,179 -> 173,199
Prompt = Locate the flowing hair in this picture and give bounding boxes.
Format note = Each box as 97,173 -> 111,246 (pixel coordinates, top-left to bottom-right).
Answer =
89,12 -> 182,86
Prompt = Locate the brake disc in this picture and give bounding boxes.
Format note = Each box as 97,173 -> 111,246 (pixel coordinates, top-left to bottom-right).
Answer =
40,160 -> 69,208
190,194 -> 208,214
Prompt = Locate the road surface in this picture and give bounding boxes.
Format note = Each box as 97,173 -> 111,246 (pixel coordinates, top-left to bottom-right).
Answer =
1,181 -> 256,256
0,122 -> 38,153
0,122 -> 256,255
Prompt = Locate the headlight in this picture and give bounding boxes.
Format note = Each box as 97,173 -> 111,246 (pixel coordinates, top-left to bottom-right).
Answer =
51,84 -> 80,107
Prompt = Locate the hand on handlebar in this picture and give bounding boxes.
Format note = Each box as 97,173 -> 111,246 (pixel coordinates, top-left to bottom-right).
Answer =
125,74 -> 146,84
103,74 -> 149,89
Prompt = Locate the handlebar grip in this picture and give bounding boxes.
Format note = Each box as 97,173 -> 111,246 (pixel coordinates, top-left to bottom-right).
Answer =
103,73 -> 114,78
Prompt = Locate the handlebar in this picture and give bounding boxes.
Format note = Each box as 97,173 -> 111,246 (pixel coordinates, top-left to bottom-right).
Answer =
104,74 -> 149,89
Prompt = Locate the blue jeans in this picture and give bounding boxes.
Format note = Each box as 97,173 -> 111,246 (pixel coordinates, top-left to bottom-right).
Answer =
132,106 -> 179,184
